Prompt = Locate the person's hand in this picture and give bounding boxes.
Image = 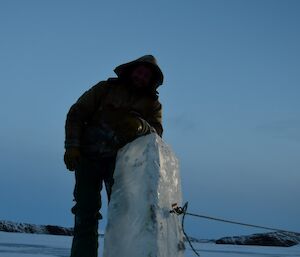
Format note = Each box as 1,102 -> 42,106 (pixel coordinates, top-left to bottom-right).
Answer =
115,114 -> 143,142
64,147 -> 81,171
101,107 -> 152,144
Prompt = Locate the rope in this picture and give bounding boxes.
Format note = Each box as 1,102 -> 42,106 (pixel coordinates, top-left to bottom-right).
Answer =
173,202 -> 200,256
171,202 -> 300,235
185,211 -> 300,235
170,202 -> 300,256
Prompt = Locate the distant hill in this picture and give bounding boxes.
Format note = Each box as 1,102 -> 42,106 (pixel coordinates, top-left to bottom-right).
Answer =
0,220 -> 75,236
216,231 -> 300,247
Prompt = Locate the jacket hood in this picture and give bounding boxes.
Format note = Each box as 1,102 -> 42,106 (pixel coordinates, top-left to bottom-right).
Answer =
114,55 -> 164,89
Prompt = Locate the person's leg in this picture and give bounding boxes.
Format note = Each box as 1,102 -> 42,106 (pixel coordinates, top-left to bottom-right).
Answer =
70,155 -> 103,257
102,154 -> 117,203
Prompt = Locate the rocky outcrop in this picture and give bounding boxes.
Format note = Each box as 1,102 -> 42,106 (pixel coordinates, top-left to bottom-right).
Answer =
216,231 -> 300,247
0,220 -> 74,236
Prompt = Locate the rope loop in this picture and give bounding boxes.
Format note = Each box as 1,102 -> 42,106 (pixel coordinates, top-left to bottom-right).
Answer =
170,202 -> 188,215
170,202 -> 200,256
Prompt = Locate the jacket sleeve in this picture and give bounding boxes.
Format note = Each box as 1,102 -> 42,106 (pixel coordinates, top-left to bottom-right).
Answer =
64,81 -> 107,149
147,100 -> 163,137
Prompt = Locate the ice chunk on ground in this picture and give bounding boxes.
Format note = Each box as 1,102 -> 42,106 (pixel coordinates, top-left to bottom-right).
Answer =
103,133 -> 185,257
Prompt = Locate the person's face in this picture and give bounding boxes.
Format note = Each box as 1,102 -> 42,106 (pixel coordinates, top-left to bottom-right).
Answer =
130,64 -> 153,89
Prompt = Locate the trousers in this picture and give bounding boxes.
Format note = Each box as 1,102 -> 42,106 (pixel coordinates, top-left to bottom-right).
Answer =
70,153 -> 117,257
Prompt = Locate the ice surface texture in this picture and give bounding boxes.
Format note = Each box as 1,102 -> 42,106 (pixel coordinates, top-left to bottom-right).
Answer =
1,232 -> 300,257
103,133 -> 185,257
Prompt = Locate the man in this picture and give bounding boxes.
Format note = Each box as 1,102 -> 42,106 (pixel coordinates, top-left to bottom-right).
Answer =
63,55 -> 164,257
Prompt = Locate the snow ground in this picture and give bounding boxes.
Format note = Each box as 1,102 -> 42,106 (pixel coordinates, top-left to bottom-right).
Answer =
1,231 -> 300,257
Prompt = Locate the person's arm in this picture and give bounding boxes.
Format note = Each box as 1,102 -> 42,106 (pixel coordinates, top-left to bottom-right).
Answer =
146,100 -> 163,137
64,81 -> 107,149
64,81 -> 107,171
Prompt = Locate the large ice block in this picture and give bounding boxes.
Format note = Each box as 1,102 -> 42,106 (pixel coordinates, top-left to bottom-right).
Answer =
103,133 -> 185,257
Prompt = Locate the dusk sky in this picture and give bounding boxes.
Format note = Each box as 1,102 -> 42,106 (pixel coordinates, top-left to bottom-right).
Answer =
1,0 -> 299,239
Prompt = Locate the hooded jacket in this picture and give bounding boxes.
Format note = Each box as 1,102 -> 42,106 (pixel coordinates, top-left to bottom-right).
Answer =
64,55 -> 164,154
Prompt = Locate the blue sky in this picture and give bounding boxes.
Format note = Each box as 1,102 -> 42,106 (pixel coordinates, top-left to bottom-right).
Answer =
1,0 -> 299,239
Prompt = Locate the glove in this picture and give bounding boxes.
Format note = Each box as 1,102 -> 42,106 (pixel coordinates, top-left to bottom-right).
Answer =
101,107 -> 153,144
115,114 -> 143,141
64,147 -> 81,171
115,113 -> 154,143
